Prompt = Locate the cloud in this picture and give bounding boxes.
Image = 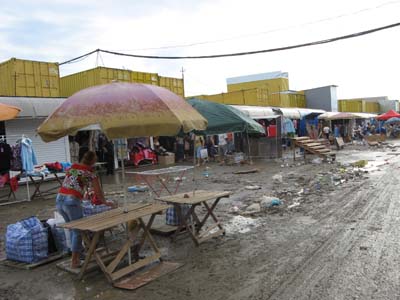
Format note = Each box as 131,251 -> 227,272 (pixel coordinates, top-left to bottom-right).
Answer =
0,0 -> 399,100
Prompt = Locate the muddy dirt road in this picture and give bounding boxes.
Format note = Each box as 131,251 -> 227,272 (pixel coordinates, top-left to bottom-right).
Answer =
1,145 -> 400,300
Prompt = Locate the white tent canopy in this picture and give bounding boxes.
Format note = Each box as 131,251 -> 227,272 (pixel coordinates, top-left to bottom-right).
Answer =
318,112 -> 377,120
232,105 -> 325,120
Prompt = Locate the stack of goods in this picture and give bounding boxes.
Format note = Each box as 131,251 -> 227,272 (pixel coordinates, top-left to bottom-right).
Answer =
166,204 -> 192,226
225,152 -> 245,165
0,138 -> 19,192
82,200 -> 111,216
6,217 -> 48,263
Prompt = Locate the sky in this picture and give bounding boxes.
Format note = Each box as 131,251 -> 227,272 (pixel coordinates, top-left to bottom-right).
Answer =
1,0 -> 400,100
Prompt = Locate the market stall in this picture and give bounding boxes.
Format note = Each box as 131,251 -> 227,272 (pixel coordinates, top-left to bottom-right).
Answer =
187,98 -> 265,163
36,82 -> 209,287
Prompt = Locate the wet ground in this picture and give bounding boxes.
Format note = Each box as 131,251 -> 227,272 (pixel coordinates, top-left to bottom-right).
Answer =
1,141 -> 400,300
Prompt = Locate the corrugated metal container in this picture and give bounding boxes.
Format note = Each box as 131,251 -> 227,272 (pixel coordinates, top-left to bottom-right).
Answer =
338,100 -> 363,112
0,58 -> 60,97
61,67 -> 132,97
289,94 -> 306,108
60,67 -> 184,97
194,88 -> 306,108
158,76 -> 184,97
131,71 -> 158,85
363,101 -> 380,113
227,77 -> 289,94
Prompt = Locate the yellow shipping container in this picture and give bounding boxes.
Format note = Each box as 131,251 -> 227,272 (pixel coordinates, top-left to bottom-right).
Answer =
158,76 -> 184,97
60,67 -> 183,97
0,58 -> 60,97
194,88 -> 305,108
363,101 -> 380,113
227,77 -> 289,94
131,71 -> 158,85
61,67 -> 130,97
338,100 -> 363,112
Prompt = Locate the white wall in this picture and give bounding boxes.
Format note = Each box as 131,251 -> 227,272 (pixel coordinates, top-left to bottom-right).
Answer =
5,118 -> 71,164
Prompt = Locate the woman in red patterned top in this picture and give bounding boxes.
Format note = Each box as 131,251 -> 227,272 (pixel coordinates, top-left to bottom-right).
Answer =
56,151 -> 106,268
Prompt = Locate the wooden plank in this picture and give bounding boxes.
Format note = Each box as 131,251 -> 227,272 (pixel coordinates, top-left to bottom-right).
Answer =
85,204 -> 169,232
316,149 -> 331,153
197,229 -> 225,244
113,261 -> 183,290
110,253 -> 161,282
197,223 -> 221,238
62,203 -> 169,232
150,224 -> 179,236
0,252 -> 65,270
60,203 -> 151,229
291,137 -> 310,141
57,252 -> 117,275
233,169 -> 259,175
79,232 -> 101,279
106,240 -> 132,274
156,190 -> 232,205
304,143 -> 323,147
308,145 -> 326,149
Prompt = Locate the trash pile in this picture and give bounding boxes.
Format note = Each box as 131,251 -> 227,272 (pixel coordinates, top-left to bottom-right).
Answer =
230,159 -> 371,216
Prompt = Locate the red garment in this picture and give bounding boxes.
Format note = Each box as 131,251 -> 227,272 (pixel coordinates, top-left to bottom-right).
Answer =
267,125 -> 277,137
10,176 -> 18,192
0,173 -> 9,188
45,162 -> 63,172
59,163 -> 96,200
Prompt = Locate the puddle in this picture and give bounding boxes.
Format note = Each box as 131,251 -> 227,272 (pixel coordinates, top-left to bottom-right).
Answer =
224,215 -> 261,234
336,150 -> 393,176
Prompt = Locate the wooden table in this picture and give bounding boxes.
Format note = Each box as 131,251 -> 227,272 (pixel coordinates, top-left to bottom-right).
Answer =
60,202 -> 170,284
156,190 -> 232,246
126,165 -> 194,197
28,172 -> 64,200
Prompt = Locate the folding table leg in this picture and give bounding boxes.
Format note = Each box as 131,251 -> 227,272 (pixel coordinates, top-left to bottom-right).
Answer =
199,198 -> 223,229
105,215 -> 162,283
171,204 -> 199,246
29,176 -> 43,200
157,174 -> 173,196
79,231 -> 101,279
202,200 -> 224,232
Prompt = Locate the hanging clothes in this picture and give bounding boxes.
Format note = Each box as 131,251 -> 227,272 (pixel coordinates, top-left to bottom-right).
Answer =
0,141 -> 12,173
21,137 -> 37,173
69,140 -> 80,163
10,143 -> 22,171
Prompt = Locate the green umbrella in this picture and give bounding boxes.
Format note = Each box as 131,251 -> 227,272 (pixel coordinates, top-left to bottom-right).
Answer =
187,98 -> 265,135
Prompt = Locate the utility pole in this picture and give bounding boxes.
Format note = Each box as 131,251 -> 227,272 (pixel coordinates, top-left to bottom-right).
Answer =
181,67 -> 186,97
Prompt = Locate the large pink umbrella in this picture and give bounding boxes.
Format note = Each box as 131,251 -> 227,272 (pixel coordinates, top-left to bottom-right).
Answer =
37,82 -> 207,142
37,82 -> 207,209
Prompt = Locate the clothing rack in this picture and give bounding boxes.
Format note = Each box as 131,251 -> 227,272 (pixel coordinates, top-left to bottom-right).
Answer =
0,134 -> 31,205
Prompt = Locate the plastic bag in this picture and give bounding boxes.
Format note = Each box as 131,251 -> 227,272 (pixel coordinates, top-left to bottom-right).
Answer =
6,216 -> 48,263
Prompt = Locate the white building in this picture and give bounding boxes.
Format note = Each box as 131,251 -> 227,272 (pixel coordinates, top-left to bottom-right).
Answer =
0,97 -> 70,164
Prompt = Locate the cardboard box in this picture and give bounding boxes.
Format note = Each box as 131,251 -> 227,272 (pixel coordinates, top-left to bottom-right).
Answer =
158,153 -> 175,166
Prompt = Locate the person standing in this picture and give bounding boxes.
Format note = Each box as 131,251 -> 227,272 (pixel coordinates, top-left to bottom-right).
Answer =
194,135 -> 204,166
56,151 -> 107,268
218,133 -> 227,165
323,125 -> 330,140
175,136 -> 185,162
104,140 -> 114,175
334,124 -> 340,138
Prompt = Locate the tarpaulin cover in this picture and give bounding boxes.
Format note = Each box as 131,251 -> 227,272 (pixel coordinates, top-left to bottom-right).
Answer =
187,98 -> 265,135
376,109 -> 400,121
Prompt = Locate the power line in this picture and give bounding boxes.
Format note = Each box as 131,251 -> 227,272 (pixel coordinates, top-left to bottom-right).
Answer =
112,0 -> 400,52
60,21 -> 400,65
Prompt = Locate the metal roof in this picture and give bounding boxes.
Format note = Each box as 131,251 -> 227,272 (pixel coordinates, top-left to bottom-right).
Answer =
0,97 -> 65,118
